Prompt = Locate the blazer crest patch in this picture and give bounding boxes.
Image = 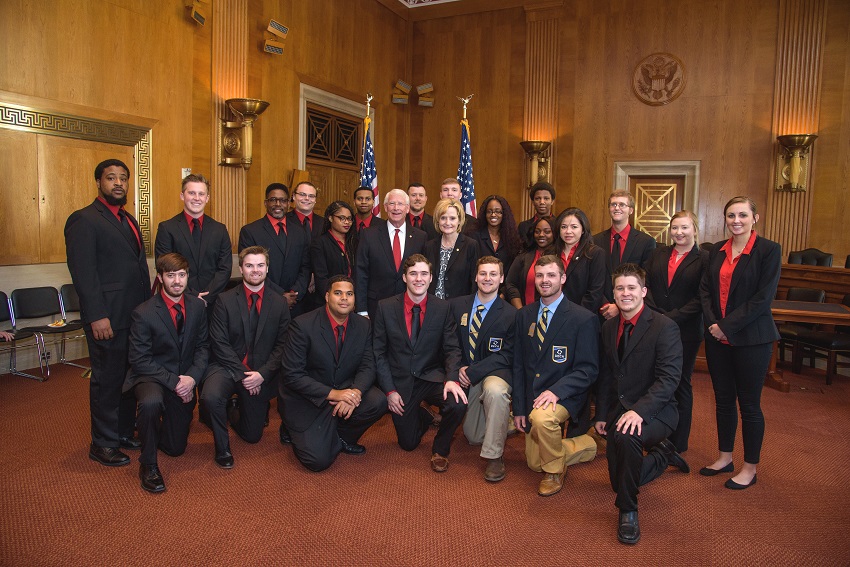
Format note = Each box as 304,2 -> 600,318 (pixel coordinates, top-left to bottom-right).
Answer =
552,345 -> 568,364
488,338 -> 503,352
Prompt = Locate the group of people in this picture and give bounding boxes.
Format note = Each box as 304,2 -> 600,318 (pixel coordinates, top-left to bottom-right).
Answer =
63,158 -> 781,545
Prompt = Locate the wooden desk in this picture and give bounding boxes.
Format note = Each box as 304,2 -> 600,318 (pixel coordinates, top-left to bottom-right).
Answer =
767,301 -> 850,392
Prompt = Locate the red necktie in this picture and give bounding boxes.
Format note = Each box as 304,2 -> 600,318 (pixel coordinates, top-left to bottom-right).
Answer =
392,229 -> 401,270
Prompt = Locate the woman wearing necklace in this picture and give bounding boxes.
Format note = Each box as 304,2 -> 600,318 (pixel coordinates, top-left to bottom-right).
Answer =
310,201 -> 357,303
471,195 -> 522,278
644,210 -> 709,454
699,197 -> 781,489
553,207 -> 606,314
424,198 -> 481,300
505,216 -> 556,309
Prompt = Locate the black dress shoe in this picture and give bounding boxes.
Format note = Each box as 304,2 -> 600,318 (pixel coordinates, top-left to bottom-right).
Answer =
340,438 -> 366,455
119,436 -> 142,450
279,425 -> 292,445
89,444 -> 131,467
657,439 -> 690,473
699,462 -> 734,476
617,510 -> 641,545
139,464 -> 166,493
214,451 -> 234,469
725,474 -> 757,490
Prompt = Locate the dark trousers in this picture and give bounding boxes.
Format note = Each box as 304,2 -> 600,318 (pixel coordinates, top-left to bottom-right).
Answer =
288,386 -> 388,472
391,379 -> 467,457
134,381 -> 196,466
668,339 -> 700,452
84,327 -> 137,447
200,368 -> 274,453
606,410 -> 672,512
705,339 -> 772,464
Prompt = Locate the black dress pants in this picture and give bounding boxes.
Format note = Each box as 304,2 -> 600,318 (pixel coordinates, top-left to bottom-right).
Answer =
200,368 -> 274,453
134,381 -> 196,466
391,379 -> 467,457
668,339 -> 700,452
85,327 -> 137,447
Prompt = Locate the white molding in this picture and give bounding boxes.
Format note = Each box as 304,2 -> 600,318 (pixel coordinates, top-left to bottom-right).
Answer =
298,84 -> 374,170
613,160 -> 701,213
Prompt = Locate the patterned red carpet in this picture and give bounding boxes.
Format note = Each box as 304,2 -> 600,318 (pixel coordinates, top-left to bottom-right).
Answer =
1,362 -> 848,566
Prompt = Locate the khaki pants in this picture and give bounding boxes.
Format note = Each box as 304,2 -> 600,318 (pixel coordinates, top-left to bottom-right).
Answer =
463,376 -> 511,459
525,405 -> 597,473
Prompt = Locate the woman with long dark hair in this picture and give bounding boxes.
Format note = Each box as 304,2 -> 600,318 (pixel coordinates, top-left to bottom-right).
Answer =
310,201 -> 357,302
505,216 -> 556,309
553,207 -> 606,313
471,195 -> 522,277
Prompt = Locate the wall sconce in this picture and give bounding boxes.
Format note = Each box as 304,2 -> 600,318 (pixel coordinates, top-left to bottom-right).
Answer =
218,98 -> 270,170
520,140 -> 551,186
776,134 -> 817,192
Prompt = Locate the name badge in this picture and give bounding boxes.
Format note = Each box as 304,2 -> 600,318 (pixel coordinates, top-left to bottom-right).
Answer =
488,338 -> 503,352
552,346 -> 568,364
460,313 -> 468,326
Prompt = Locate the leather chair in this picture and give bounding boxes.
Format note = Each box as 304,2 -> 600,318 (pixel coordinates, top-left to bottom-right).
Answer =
0,291 -> 44,381
787,248 -> 833,267
778,287 -> 826,364
794,294 -> 850,385
58,284 -> 91,372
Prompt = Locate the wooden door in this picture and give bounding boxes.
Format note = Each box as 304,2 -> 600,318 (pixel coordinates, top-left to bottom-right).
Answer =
0,129 -> 40,265
628,176 -> 685,244
306,164 -> 362,216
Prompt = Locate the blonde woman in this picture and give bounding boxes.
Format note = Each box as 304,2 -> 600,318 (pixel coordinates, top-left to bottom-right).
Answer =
423,198 -> 481,300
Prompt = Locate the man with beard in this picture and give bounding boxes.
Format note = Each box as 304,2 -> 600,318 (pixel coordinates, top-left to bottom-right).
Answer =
124,253 -> 209,493
407,183 -> 437,239
65,158 -> 151,467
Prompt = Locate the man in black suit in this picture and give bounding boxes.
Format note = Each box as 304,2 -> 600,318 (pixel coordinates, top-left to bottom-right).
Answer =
593,190 -> 657,321
449,256 -> 516,482
199,246 -> 290,469
594,263 -> 688,545
280,276 -> 387,471
352,186 -> 382,233
124,253 -> 209,493
517,181 -> 555,250
407,183 -> 437,239
512,255 -> 599,497
355,188 -> 427,318
154,173 -> 232,313
238,183 -> 311,315
286,180 -> 324,311
374,254 -> 467,472
65,158 -> 151,467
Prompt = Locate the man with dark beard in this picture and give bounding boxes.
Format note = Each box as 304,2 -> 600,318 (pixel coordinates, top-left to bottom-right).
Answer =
65,159 -> 151,468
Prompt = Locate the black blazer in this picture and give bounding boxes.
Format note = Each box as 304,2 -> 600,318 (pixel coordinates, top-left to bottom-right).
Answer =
424,234 -> 481,300
123,293 -> 209,392
596,308 -> 682,430
645,244 -> 709,343
204,284 -> 290,384
593,226 -> 657,303
310,232 -> 355,300
154,213 -> 232,309
354,222 -> 427,316
448,295 -> 516,386
504,251 -> 540,304
563,242 -> 607,314
470,230 -> 519,277
409,212 -> 438,240
372,293 -> 462,400
517,217 -> 536,251
238,216 -> 311,298
699,235 -> 781,346
512,297 -> 599,422
64,198 -> 151,330
285,210 -> 324,242
279,308 -> 377,432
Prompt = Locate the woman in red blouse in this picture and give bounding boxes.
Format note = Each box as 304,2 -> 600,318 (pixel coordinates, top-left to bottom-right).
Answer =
311,201 -> 357,302
699,197 -> 781,489
505,216 -> 556,309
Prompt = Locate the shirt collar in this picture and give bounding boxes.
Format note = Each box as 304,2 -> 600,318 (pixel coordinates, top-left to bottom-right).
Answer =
96,196 -> 123,219
538,292 -> 564,319
184,211 -> 204,228
160,290 -> 185,311
326,307 -> 348,332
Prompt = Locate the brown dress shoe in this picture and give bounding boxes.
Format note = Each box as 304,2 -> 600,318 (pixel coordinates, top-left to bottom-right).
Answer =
484,457 -> 506,482
430,453 -> 449,472
537,468 -> 566,496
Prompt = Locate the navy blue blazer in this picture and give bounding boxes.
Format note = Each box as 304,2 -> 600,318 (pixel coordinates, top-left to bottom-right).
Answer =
448,295 -> 516,387
645,244 -> 709,343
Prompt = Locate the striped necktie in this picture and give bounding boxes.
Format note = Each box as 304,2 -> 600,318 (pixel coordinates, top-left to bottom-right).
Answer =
536,306 -> 549,351
468,305 -> 486,361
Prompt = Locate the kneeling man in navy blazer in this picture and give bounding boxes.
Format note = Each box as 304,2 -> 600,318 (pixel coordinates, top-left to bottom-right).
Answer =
512,255 -> 599,497
373,254 -> 467,473
280,276 -> 387,471
124,253 -> 209,493
594,263 -> 688,545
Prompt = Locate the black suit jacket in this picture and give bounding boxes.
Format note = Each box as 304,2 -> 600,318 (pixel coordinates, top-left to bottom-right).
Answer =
354,222 -> 427,316
286,210 -> 324,241
154,213 -> 232,309
596,308 -> 682,430
593,226 -> 657,303
409,212 -> 438,240
504,251 -> 539,304
449,295 -> 516,386
512,296 -> 599,422
373,293 -> 461,400
470,229 -> 519,276
699,235 -> 781,346
279,308 -> 376,432
424,234 -> 481,300
517,217 -> 537,251
238,217 -> 311,298
310,232 -> 355,300
563,242 -> 607,314
64,198 -> 151,329
204,284 -> 290,384
123,293 -> 209,392
645,244 -> 709,343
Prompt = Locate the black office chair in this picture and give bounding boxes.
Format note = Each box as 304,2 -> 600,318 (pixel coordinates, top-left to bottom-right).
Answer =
794,294 -> 850,385
778,287 -> 826,364
0,291 -> 45,381
787,248 -> 833,267
58,284 -> 91,372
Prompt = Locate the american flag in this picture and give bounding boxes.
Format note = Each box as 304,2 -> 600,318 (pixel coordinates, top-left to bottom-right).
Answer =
360,116 -> 380,217
457,119 -> 476,218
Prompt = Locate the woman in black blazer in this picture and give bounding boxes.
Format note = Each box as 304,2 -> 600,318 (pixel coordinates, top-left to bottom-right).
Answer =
310,201 -> 357,302
698,197 -> 781,489
553,207 -> 606,314
424,198 -> 480,300
644,210 -> 709,453
505,216 -> 556,309
470,195 -> 523,277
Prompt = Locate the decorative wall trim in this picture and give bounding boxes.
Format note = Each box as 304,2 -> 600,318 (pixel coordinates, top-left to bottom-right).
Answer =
613,160 -> 700,214
298,84 -> 372,171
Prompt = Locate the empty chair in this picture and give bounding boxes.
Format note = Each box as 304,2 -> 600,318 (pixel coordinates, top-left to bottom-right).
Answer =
58,284 -> 90,371
0,291 -> 44,381
778,287 -> 826,364
787,248 -> 833,267
793,294 -> 850,384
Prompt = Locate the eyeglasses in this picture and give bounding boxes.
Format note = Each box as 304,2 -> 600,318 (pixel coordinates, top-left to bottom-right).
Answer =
609,202 -> 631,210
265,197 -> 288,204
485,209 -> 504,215
333,215 -> 353,223
293,191 -> 316,200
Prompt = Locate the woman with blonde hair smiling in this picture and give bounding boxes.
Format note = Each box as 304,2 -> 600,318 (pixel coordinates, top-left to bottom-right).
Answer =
423,198 -> 480,300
